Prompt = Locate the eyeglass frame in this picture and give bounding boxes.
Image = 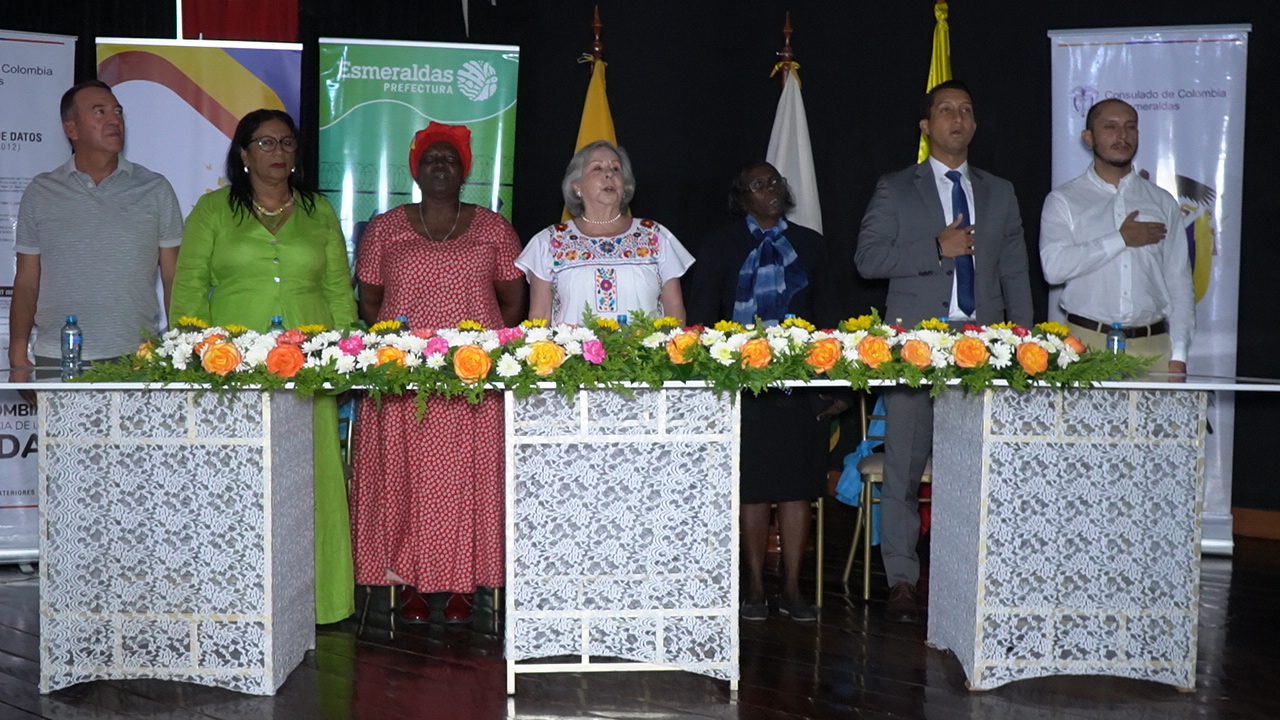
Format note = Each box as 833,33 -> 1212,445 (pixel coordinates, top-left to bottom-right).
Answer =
247,135 -> 298,153
747,175 -> 787,193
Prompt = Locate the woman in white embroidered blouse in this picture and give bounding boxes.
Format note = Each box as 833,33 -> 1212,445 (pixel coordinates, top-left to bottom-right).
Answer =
516,140 -> 693,325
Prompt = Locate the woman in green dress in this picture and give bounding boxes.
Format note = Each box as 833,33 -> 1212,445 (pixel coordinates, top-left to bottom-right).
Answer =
170,109 -> 359,624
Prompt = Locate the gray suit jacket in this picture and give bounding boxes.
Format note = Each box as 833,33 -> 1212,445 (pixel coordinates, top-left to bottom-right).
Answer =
855,162 -> 1033,327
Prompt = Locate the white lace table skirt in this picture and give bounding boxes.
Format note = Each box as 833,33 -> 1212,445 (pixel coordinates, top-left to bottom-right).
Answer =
504,387 -> 740,694
928,387 -> 1207,690
38,389 -> 315,695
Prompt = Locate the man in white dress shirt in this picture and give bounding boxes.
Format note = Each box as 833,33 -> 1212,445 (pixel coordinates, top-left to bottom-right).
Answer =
1040,98 -> 1194,376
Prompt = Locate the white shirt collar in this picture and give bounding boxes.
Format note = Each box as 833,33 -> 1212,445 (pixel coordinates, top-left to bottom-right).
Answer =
928,155 -> 970,182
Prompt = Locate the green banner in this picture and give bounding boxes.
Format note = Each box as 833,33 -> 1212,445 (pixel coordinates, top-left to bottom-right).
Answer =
318,39 -> 519,255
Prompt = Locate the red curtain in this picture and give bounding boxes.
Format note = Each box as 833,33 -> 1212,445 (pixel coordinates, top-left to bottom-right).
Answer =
182,0 -> 299,42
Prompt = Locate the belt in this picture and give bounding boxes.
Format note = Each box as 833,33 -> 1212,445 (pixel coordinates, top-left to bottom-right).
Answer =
1066,312 -> 1167,339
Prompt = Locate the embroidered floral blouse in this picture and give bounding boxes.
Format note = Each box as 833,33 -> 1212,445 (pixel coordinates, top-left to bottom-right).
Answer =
516,218 -> 694,324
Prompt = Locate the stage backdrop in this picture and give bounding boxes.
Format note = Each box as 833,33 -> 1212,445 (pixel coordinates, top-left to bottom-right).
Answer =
96,38 -> 302,221
317,38 -> 519,259
1049,24 -> 1249,553
0,28 -> 75,563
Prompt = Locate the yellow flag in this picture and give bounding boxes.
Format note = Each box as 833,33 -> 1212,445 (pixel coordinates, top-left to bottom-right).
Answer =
575,57 -> 616,150
918,1 -> 953,163
564,56 -> 618,219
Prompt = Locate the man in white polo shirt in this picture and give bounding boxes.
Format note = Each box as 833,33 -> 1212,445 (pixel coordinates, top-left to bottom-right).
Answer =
1040,98 -> 1194,376
9,80 -> 183,371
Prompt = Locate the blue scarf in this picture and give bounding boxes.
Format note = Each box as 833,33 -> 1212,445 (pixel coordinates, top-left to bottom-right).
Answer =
733,216 -> 809,324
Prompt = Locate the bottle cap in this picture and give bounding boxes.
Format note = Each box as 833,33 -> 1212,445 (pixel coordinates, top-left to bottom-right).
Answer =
271,315 -> 283,323
1112,323 -> 1123,329
396,316 -> 408,322
66,315 -> 77,323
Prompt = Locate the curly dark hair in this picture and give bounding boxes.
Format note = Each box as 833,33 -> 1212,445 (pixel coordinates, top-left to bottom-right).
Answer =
727,160 -> 795,217
225,109 -> 316,217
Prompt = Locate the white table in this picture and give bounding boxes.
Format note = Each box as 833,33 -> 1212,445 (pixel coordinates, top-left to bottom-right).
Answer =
928,384 -> 1211,690
503,385 -> 740,694
30,383 -> 314,695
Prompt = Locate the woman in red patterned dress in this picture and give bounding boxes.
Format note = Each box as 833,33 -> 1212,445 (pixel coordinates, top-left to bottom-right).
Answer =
350,123 -> 526,623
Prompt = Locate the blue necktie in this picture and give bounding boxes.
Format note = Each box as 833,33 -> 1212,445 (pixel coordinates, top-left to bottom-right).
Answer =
945,170 -> 976,316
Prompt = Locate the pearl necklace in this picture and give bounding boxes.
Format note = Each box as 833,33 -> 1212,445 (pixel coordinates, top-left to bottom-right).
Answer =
578,212 -> 622,225
417,201 -> 461,242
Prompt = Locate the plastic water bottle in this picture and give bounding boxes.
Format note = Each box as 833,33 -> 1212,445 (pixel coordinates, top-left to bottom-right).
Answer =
616,314 -> 628,326
60,315 -> 82,380
1106,323 -> 1126,354
396,315 -> 410,332
268,316 -> 286,336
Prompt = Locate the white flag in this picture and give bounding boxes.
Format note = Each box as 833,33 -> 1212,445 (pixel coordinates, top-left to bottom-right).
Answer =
766,71 -> 823,233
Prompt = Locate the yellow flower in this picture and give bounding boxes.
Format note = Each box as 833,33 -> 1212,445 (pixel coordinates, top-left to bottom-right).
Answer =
919,318 -> 950,331
175,316 -> 209,329
1036,321 -> 1070,337
223,324 -> 249,335
298,324 -> 327,334
714,320 -> 745,333
526,340 -> 567,376
521,318 -> 548,328
595,317 -> 621,331
842,315 -> 875,332
369,319 -> 402,333
457,319 -> 485,331
653,316 -> 681,330
989,321 -> 1017,330
781,316 -> 816,331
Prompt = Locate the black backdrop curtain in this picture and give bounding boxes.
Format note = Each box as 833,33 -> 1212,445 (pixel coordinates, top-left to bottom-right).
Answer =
5,0 -> 1279,511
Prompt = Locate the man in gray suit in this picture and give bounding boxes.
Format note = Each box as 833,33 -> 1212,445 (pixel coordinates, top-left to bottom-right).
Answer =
855,80 -> 1033,623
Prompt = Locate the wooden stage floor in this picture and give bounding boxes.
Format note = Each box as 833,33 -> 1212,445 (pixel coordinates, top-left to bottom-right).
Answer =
0,503 -> 1277,719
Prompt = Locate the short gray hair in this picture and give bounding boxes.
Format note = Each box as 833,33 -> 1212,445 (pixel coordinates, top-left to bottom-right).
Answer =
560,140 -> 636,217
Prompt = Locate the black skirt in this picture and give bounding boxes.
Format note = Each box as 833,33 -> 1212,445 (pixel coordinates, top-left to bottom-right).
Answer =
739,387 -> 829,505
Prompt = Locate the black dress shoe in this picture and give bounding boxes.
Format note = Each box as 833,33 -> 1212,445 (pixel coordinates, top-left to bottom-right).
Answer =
886,582 -> 920,624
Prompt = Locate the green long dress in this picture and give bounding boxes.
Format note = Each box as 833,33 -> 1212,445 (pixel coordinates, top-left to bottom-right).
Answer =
171,187 -> 359,624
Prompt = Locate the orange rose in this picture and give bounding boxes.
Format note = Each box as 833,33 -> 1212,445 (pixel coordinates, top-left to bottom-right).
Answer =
856,335 -> 893,369
376,346 -> 407,367
899,339 -> 932,369
193,333 -> 226,357
200,341 -> 242,376
952,336 -> 990,368
525,340 -> 567,377
666,332 -> 699,365
266,344 -> 306,378
804,338 -> 841,374
739,338 -> 772,369
1016,342 -> 1050,376
453,344 -> 493,384
1064,334 -> 1087,354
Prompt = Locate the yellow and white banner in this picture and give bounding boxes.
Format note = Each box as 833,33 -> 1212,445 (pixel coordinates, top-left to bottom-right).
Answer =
1049,24 -> 1250,553
0,28 -> 76,562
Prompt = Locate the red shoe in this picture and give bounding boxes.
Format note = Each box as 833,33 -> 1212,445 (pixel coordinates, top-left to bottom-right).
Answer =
444,593 -> 473,624
399,586 -> 429,623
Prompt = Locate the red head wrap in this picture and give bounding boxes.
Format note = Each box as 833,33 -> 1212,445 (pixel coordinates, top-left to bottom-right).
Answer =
409,122 -> 472,179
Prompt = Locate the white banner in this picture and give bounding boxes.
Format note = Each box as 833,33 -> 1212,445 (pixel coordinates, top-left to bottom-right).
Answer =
0,29 -> 76,562
1049,24 -> 1249,553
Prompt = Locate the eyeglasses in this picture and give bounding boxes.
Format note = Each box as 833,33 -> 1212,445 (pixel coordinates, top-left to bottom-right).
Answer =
249,136 -> 298,153
747,175 -> 787,193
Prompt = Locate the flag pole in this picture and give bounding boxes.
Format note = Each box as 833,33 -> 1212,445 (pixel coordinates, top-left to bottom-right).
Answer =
777,13 -> 794,82
591,5 -> 603,60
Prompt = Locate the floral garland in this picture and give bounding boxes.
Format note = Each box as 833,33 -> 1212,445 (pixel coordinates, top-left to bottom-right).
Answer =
76,312 -> 1151,400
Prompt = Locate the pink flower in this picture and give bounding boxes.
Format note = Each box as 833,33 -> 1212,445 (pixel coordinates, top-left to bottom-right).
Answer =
338,335 -> 364,356
583,338 -> 607,364
410,328 -> 436,339
1012,326 -> 1030,338
497,326 -> 525,346
424,336 -> 451,356
276,329 -> 306,346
